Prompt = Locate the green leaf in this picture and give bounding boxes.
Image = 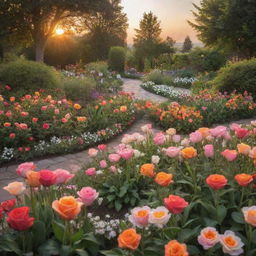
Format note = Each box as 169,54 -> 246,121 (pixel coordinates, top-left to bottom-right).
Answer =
59,245 -> 72,256
32,220 -> 46,248
216,205 -> 227,224
0,234 -> 21,255
52,221 -> 65,242
203,217 -> 218,227
100,249 -> 124,256
75,249 -> 89,256
231,211 -> 245,224
115,200 -> 122,211
71,230 -> 83,243
178,227 -> 200,243
187,245 -> 201,255
38,239 -> 60,256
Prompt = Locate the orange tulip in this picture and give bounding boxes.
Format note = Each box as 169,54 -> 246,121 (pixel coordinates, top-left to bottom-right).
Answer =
140,164 -> 156,178
155,172 -> 173,186
118,228 -> 141,250
165,240 -> 189,256
52,196 -> 83,220
181,147 -> 197,159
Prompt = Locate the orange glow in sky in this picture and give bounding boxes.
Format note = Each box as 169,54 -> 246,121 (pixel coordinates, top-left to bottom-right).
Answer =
121,0 -> 201,44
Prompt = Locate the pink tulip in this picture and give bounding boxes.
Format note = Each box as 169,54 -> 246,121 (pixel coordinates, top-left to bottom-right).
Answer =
77,187 -> 99,206
204,144 -> 214,158
221,149 -> 238,161
85,168 -> 96,176
54,169 -> 74,184
16,162 -> 36,178
165,147 -> 180,158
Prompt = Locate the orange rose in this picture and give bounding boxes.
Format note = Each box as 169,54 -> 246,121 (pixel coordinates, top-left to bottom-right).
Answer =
181,147 -> 197,159
74,104 -> 81,110
118,228 -> 141,250
235,173 -> 253,187
155,172 -> 173,186
52,196 -> 83,220
140,164 -> 156,177
197,127 -> 210,138
4,122 -> 11,127
165,240 -> 189,256
120,106 -> 127,112
242,206 -> 256,227
206,174 -> 227,190
237,143 -> 251,155
26,171 -> 40,187
77,116 -> 87,122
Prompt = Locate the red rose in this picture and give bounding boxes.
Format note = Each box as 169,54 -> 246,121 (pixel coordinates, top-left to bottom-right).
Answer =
164,195 -> 189,214
42,123 -> 50,129
235,128 -> 249,139
7,207 -> 34,231
1,199 -> 16,212
39,170 -> 56,186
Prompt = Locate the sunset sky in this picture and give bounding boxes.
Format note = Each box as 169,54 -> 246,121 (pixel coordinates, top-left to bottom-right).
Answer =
121,0 -> 201,44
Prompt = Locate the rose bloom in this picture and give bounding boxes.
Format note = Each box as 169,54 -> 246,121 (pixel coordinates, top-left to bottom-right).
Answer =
120,105 -> 127,112
249,147 -> 256,159
149,206 -> 171,228
242,206 -> 256,227
128,206 -> 151,228
109,165 -> 117,173
16,162 -> 36,177
108,153 -> 121,163
39,170 -> 56,186
32,117 -> 38,123
1,199 -> 16,212
118,148 -> 134,160
77,116 -> 87,122
210,126 -> 227,138
141,124 -> 152,133
172,135 -> 181,143
61,118 -> 68,123
221,149 -> 238,162
77,187 -> 99,206
206,174 -> 228,190
54,169 -> 74,184
140,163 -> 156,178
85,167 -> 96,176
237,143 -> 251,155
204,144 -> 214,158
74,103 -> 81,110
235,127 -> 249,139
98,144 -> 106,151
42,123 -> 50,129
198,227 -> 219,249
235,173 -> 253,187
41,106 -> 47,111
219,231 -> 244,256
4,122 -> 11,127
118,228 -> 141,250
153,132 -> 166,145
88,148 -> 98,157
197,127 -> 210,138
155,172 -> 173,187
26,171 -> 40,187
151,155 -> 160,164
164,195 -> 188,214
181,147 -> 197,159
21,111 -> 29,117
189,131 -> 203,143
165,240 -> 189,256
7,207 -> 34,231
3,182 -> 26,196
100,160 -> 108,168
165,147 -> 180,158
166,128 -> 176,136
52,196 -> 83,220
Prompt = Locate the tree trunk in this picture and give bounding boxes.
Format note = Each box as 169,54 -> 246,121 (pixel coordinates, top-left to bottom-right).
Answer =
35,37 -> 47,62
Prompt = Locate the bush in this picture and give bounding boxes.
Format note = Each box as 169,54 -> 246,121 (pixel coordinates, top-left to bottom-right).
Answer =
143,70 -> 173,86
85,61 -> 109,75
211,58 -> 256,97
62,77 -> 96,102
0,59 -> 60,92
108,47 -> 126,72
191,72 -> 217,94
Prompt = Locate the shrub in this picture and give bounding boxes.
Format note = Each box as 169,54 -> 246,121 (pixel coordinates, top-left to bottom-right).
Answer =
108,47 -> 126,72
143,70 -> 173,86
62,77 -> 96,102
172,53 -> 190,69
85,61 -> 109,75
191,72 -> 217,94
211,58 -> 256,97
0,59 -> 60,92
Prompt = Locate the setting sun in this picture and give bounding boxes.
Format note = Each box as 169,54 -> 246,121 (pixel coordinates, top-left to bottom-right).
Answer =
55,28 -> 64,35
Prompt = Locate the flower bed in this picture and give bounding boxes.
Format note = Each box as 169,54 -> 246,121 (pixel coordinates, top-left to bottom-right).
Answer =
142,84 -> 256,132
1,122 -> 256,255
0,91 -> 136,163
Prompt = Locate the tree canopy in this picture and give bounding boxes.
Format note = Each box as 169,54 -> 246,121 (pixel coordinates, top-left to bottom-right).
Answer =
182,36 -> 193,53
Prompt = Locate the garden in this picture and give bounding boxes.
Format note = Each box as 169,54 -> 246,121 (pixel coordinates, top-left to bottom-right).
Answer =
1,0 -> 256,255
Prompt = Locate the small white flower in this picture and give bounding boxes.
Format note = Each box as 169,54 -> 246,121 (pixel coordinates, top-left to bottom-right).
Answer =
151,155 -> 160,164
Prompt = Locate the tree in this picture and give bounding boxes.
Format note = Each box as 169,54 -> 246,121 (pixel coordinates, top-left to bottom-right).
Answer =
189,0 -> 256,58
0,0 -> 109,62
81,0 -> 128,62
182,36 -> 193,52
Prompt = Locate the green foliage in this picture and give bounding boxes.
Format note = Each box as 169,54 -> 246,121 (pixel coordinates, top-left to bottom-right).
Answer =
85,61 -> 109,75
182,36 -> 193,53
172,53 -> 190,69
108,47 -> 126,72
143,70 -> 173,86
191,72 -> 216,94
211,58 -> 256,97
189,0 -> 256,58
0,59 -> 61,92
62,77 -> 96,102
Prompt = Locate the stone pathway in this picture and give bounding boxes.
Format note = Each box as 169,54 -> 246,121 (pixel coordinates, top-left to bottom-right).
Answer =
0,79 -> 162,202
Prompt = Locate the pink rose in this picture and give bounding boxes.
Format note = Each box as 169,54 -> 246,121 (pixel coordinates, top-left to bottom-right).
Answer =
209,126 -> 227,138
153,133 -> 166,145
230,123 -> 241,131
109,166 -> 117,173
221,149 -> 238,161
189,131 -> 202,143
165,147 -> 180,158
108,154 -> 121,163
172,135 -> 181,143
16,162 -> 36,178
98,144 -> 106,151
88,148 -> 98,157
198,227 -> 219,249
100,160 -> 108,168
77,187 -> 99,206
204,144 -> 214,158
54,169 -> 74,184
235,127 -> 249,139
118,149 -> 134,160
85,168 -> 96,176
